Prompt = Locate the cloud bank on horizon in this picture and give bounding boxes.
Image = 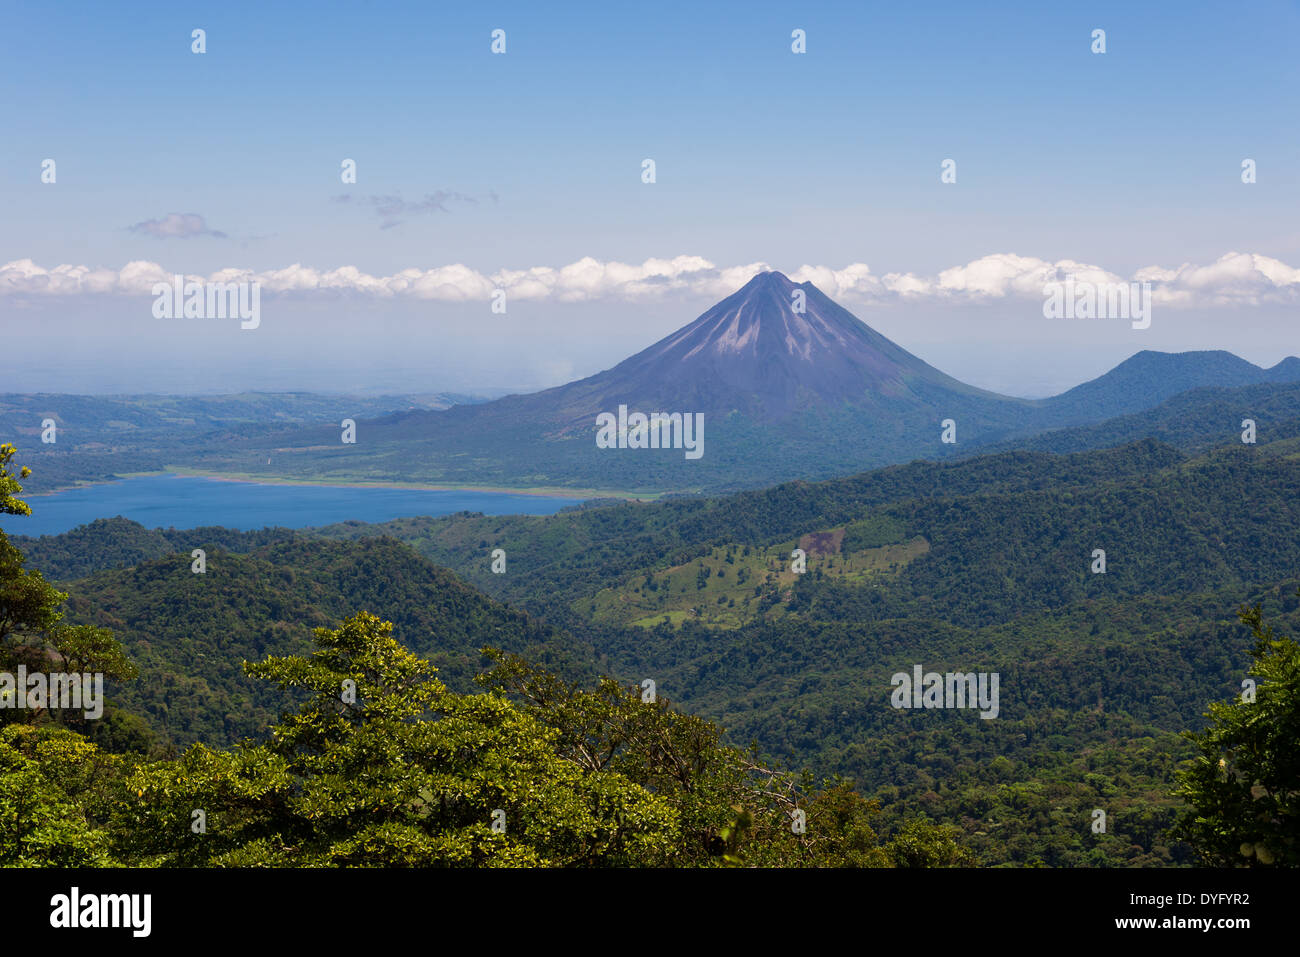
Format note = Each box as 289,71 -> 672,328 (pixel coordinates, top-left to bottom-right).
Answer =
3,251 -> 1298,310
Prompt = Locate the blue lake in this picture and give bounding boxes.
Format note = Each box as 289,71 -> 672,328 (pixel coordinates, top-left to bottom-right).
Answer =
0,474 -> 587,537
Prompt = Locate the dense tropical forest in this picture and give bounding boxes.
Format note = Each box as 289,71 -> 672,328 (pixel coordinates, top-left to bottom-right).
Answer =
3,429 -> 1298,867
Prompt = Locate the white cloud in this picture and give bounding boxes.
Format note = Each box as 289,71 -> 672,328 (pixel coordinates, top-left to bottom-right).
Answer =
1135,252 -> 1300,307
2,252 -> 1297,309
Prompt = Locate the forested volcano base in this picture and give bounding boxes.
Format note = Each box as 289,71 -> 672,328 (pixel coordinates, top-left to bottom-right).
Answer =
2,437 -> 1298,867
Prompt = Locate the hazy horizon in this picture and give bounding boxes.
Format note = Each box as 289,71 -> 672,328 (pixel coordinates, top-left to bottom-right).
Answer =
5,1 -> 1298,401
6,294 -> 1297,401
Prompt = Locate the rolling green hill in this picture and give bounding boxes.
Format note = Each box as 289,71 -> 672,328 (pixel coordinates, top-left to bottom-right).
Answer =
296,430 -> 1300,864
969,383 -> 1300,460
56,537 -> 591,749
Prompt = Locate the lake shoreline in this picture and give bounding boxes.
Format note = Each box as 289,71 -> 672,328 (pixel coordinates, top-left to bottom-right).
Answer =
2,473 -> 614,538
17,469 -> 662,502
157,469 -> 661,501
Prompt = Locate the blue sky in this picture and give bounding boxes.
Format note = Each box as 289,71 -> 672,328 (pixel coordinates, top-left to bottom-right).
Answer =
3,0 -> 1298,395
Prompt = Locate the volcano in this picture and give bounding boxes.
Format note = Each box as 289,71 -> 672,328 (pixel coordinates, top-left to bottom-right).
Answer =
523,270 -> 1006,425
187,270 -> 1300,493
342,269 -> 1034,454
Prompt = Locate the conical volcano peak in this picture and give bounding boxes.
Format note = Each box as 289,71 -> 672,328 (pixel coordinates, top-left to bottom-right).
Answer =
739,269 -> 796,290
732,270 -> 806,305
697,270 -> 851,360
331,263 -> 1015,447
569,266 -> 977,420
675,271 -> 878,365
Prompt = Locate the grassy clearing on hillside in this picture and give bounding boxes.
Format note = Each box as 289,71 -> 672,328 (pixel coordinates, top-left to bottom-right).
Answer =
581,523 -> 928,629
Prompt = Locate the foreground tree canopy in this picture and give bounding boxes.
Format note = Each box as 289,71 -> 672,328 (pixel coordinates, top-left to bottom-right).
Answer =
1173,593 -> 1300,866
3,610 -> 971,867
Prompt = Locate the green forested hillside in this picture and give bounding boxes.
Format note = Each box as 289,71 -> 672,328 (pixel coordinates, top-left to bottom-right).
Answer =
310,437 -> 1300,631
602,580 -> 1300,865
58,537 -> 590,749
970,385 -> 1300,459
308,439 -> 1189,617
2,439 -> 975,868
298,432 -> 1300,864
6,429 -> 1298,867
11,517 -> 298,581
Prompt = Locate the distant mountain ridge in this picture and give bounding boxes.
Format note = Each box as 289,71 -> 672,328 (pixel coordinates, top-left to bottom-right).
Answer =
321,271 -> 1300,447
8,270 -> 1299,495
971,381 -> 1300,459
189,270 -> 1295,492
1041,350 -> 1300,425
